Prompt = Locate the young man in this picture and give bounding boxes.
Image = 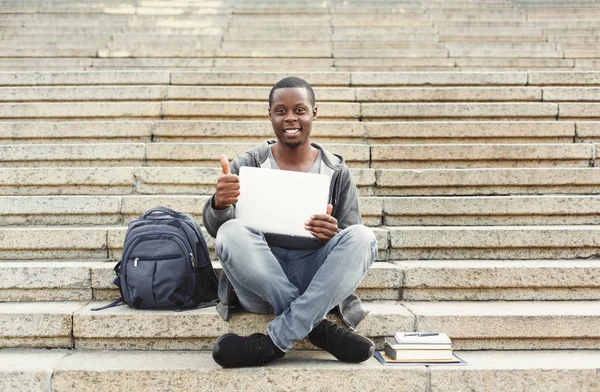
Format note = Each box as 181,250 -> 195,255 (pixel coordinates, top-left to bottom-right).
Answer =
202,76 -> 377,368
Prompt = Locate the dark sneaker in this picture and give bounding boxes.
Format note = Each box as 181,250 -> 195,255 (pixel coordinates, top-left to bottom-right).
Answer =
212,332 -> 285,368
308,319 -> 375,363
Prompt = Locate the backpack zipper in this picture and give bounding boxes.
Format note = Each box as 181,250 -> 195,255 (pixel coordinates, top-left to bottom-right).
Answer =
132,255 -> 182,267
141,215 -> 210,263
123,231 -> 195,270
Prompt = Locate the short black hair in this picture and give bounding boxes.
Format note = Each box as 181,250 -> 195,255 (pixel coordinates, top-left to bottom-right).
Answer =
269,76 -> 316,108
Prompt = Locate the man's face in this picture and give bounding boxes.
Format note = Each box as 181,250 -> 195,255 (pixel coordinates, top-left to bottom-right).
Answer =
269,87 -> 317,149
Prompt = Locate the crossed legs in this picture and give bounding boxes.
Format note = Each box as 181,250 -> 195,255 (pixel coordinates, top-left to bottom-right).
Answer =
215,219 -> 377,353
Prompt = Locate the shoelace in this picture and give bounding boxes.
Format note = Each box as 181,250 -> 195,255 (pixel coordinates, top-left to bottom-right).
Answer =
322,322 -> 351,350
244,336 -> 274,366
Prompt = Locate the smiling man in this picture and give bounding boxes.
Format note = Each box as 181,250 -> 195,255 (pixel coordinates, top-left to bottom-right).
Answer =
202,76 -> 377,368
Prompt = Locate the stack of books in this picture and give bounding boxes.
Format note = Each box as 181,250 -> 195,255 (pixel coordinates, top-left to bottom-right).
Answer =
375,332 -> 466,365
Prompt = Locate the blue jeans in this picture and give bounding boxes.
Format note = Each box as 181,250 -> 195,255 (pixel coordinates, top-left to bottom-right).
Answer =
215,219 -> 377,352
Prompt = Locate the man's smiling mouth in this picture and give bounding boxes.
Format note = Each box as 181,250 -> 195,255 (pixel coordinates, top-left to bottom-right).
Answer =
283,128 -> 301,135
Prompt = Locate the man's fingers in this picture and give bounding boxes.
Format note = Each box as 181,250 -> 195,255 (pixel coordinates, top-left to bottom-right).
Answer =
311,231 -> 328,241
326,204 -> 333,215
309,214 -> 337,224
218,174 -> 240,183
219,154 -> 231,175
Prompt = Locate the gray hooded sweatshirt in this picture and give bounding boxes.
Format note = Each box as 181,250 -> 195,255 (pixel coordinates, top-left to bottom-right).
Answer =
202,141 -> 370,330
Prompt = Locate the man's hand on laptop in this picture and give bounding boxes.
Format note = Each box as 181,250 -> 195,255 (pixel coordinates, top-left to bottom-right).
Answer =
214,154 -> 240,210
305,204 -> 338,243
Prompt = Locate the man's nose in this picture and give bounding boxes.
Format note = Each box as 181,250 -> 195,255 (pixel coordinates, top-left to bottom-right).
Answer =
284,111 -> 297,121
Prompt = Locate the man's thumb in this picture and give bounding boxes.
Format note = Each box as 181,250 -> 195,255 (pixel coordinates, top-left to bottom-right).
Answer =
219,154 -> 231,175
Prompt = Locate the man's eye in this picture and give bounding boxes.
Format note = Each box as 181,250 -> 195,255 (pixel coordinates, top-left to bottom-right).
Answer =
296,108 -> 306,113
277,109 -> 285,114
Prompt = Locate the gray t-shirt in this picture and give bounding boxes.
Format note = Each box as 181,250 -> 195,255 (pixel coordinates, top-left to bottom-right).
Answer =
267,144 -> 322,174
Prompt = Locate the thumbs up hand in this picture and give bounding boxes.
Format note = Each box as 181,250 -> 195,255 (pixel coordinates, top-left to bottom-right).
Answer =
214,154 -> 240,210
220,154 -> 231,175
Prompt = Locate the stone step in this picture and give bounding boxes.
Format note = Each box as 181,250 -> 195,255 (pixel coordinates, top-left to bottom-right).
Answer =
0,121 -> 154,144
361,103 -> 558,121
3,167 -> 600,197
206,58 -> 337,70
3,258 -> 598,303
166,102 -> 358,120
2,300 -> 600,350
0,58 -> 94,68
169,71 -> 352,86
0,102 -> 162,120
0,142 -> 370,168
454,67 -> 577,73
564,50 -> 600,60
0,120 -> 367,144
2,225 -> 600,261
577,59 -> 600,69
398,259 -> 600,301
0,225 -> 389,260
1,84 -> 600,105
4,194 -> 600,227
6,349 -> 600,392
0,349 -> 428,391
0,195 -> 219,226
0,102 -> 357,120
528,72 -> 600,85
0,142 -> 593,169
388,225 -> 600,260
449,49 -> 564,58
0,261 -> 99,302
454,58 -> 575,68
365,121 -> 577,144
333,42 -> 445,50
445,42 -> 558,50
352,72 -> 529,86
333,49 -> 449,58
383,195 -> 600,226
355,87 -> 542,102
374,167 -> 600,196
0,71 -> 170,86
2,71 -> 599,88
89,58 -> 214,69
166,86 -> 356,102
439,34 -> 548,42
0,260 -> 402,302
369,143 -> 594,168
3,60 -> 578,73
0,86 -> 167,101
549,35 -> 600,44
0,42 -> 105,50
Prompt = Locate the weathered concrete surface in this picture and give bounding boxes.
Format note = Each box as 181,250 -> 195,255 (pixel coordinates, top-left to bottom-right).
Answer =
50,351 -> 427,392
0,302 -> 85,348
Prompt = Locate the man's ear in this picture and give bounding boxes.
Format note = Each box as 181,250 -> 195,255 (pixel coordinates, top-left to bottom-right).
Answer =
268,107 -> 272,120
312,105 -> 318,120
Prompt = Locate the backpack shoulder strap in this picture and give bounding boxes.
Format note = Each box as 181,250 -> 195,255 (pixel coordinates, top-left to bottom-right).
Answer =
91,298 -> 125,311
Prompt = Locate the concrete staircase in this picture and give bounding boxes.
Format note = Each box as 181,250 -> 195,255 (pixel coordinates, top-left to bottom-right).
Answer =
3,1 -> 600,391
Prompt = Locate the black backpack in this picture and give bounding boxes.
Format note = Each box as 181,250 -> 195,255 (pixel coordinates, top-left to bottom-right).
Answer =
93,207 -> 218,311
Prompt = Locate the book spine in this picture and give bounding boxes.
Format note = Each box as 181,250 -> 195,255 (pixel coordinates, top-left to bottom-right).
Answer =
384,344 -> 398,360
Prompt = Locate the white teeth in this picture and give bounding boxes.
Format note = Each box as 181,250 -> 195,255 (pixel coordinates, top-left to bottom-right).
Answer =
284,129 -> 300,134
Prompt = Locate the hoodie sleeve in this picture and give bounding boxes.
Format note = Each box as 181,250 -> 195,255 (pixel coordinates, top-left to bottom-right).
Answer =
333,165 -> 362,230
202,158 -> 241,238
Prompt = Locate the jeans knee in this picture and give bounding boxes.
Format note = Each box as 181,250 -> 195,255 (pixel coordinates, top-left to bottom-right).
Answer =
215,219 -> 246,258
346,224 -> 376,246
344,225 -> 378,263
